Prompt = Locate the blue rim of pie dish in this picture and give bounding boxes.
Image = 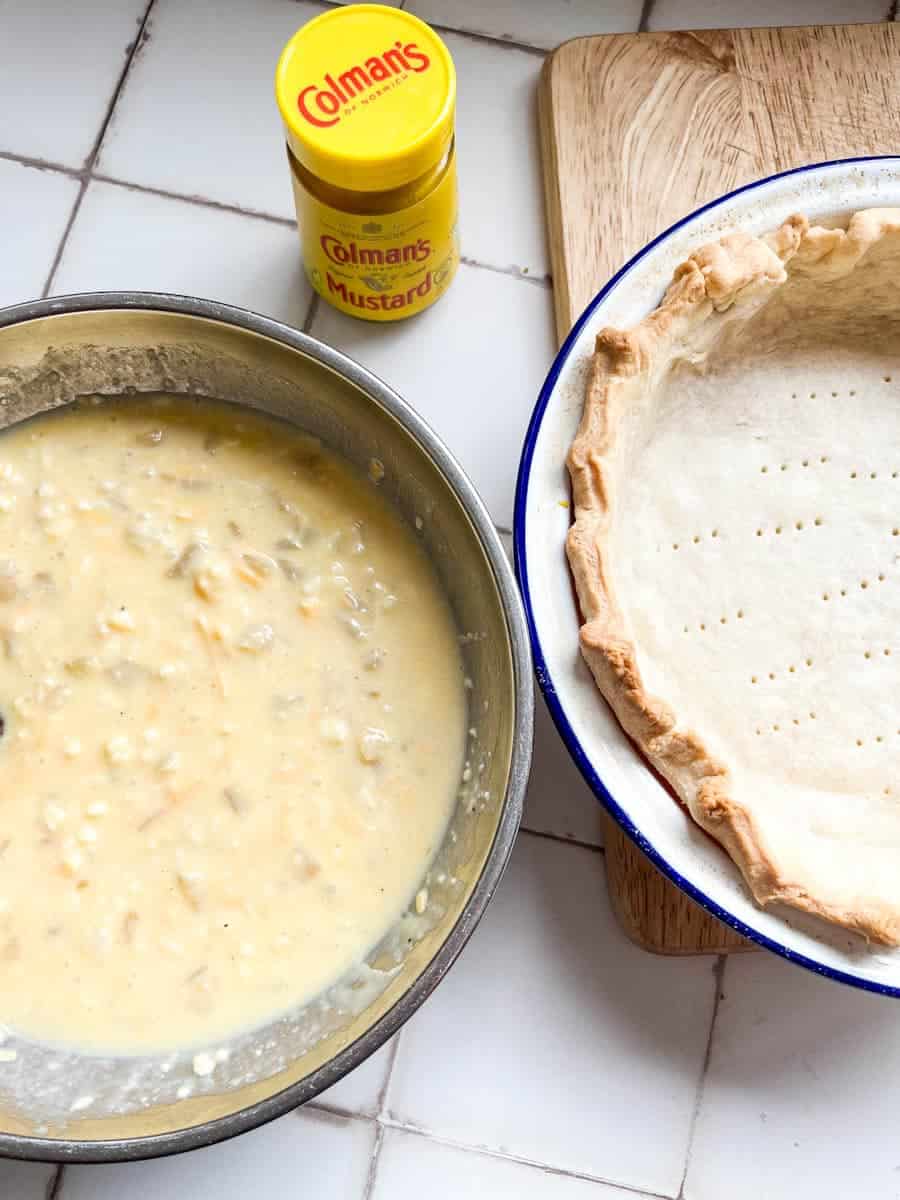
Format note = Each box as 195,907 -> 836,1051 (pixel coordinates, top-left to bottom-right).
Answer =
514,155 -> 900,997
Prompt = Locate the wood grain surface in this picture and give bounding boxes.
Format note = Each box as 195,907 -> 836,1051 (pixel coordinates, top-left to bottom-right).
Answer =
538,22 -> 898,954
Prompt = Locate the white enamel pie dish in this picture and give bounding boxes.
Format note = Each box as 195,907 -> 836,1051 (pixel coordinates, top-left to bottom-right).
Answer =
515,156 -> 900,995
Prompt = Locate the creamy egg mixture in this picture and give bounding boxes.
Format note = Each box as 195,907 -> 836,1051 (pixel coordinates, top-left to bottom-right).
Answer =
0,397 -> 465,1052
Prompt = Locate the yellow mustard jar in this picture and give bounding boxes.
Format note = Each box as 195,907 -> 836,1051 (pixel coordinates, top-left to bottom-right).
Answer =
275,4 -> 459,322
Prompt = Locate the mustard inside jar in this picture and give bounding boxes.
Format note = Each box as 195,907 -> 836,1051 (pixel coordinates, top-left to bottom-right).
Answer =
275,4 -> 459,322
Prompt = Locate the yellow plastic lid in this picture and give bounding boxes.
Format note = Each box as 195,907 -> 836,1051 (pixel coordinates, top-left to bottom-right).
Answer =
275,4 -> 456,194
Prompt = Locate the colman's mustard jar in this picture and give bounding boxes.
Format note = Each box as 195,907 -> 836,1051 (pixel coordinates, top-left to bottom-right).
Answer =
275,4 -> 459,321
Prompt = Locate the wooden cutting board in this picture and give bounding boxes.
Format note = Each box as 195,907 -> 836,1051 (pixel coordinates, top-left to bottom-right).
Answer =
538,21 -> 900,954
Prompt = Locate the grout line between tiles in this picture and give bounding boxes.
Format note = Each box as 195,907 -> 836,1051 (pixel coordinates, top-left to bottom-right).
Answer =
42,0 -> 157,296
317,1 -> 542,54
638,0 -> 656,34
360,1122 -> 386,1200
305,1098 -> 668,1198
46,1164 -> 65,1200
460,256 -> 551,289
84,0 -> 157,171
375,1115 -> 672,1199
676,954 -> 727,1200
423,19 -> 546,59
41,179 -> 89,299
519,826 -> 604,855
90,172 -> 298,228
1,152 -> 550,291
307,1032 -> 402,1122
375,1033 -> 402,1118
0,149 -> 82,179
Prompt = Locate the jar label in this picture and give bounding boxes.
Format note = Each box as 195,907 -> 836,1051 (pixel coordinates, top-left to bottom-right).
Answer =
291,159 -> 459,322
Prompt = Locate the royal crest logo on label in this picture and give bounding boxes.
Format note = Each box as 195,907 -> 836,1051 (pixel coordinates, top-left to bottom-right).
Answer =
297,41 -> 431,128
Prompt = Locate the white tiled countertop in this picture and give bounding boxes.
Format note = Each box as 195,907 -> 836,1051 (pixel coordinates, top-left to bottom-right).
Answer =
0,1 -> 898,1197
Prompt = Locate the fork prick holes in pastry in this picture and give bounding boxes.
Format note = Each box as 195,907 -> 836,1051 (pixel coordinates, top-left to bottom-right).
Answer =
563,210 -> 900,947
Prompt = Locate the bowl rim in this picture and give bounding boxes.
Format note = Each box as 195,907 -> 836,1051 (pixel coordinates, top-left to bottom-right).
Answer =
514,154 -> 900,1000
0,291 -> 534,1161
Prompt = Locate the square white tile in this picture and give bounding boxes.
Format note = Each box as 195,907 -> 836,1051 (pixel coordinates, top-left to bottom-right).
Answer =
0,160 -> 80,308
62,1109 -> 375,1200
0,0 -> 148,167
648,0 -> 886,30
0,1160 -> 56,1200
686,952 -> 900,1200
406,0 -> 644,51
52,180 -> 312,326
316,1038 -> 395,1117
386,834 -> 717,1196
373,1128 -> 655,1200
97,0 -> 321,219
524,687 -> 605,846
445,31 -> 549,278
310,264 -> 556,526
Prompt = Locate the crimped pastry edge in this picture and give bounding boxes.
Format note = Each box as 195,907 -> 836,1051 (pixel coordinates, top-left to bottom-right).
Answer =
566,208 -> 900,946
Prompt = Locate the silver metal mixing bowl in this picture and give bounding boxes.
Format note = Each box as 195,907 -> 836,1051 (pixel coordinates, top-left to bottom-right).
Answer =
0,293 -> 532,1162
